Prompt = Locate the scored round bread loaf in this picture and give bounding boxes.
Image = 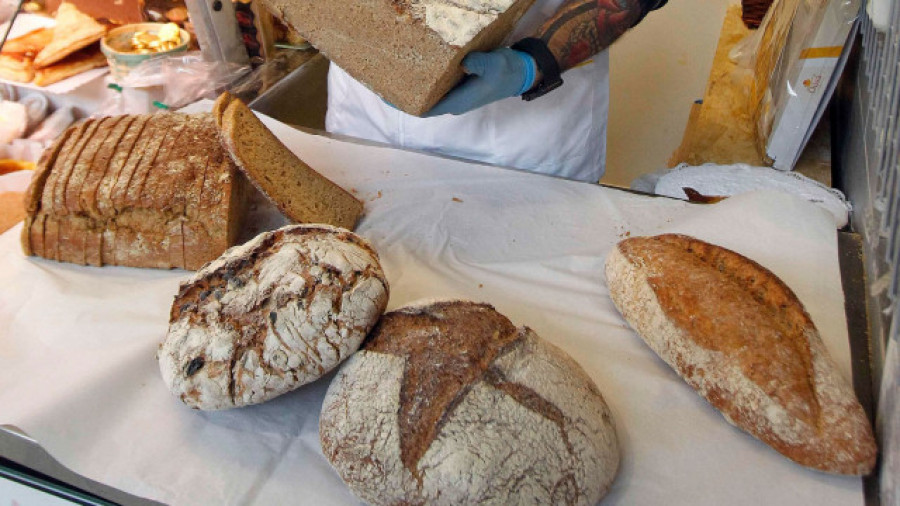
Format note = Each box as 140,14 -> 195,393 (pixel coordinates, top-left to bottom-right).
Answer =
605,234 -> 877,475
320,300 -> 620,505
158,224 -> 389,410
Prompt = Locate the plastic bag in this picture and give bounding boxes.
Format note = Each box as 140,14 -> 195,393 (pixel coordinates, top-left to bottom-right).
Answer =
29,106 -> 75,143
19,93 -> 49,131
6,138 -> 46,163
0,100 -> 28,145
120,51 -> 250,109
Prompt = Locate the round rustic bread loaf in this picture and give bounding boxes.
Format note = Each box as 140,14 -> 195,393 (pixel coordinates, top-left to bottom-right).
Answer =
320,300 -> 619,505
158,224 -> 389,410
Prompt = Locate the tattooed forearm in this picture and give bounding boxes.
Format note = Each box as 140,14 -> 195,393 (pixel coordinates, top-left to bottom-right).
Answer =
537,0 -> 643,71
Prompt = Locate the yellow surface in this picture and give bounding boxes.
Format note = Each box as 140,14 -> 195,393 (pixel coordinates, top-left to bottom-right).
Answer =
602,0 -> 733,187
668,5 -> 764,167
800,46 -> 844,59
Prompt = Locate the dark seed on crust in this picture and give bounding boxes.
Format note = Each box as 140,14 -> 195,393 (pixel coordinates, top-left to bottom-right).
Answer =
186,357 -> 205,377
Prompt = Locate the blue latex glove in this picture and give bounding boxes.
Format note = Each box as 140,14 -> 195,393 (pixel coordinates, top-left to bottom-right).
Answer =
422,48 -> 538,117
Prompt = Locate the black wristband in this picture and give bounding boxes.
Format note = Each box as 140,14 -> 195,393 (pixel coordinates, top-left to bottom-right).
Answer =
511,37 -> 563,101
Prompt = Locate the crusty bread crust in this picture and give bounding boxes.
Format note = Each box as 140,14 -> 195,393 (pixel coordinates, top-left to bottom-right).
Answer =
159,224 -> 389,410
605,234 -> 876,475
320,300 -> 619,505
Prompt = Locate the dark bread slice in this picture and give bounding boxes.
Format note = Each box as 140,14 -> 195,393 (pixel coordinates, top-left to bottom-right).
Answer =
21,127 -> 73,255
24,126 -> 72,215
115,114 -> 167,211
215,93 -> 363,230
25,213 -> 46,257
171,115 -> 216,218
124,114 -> 175,209
605,234 -> 877,475
42,212 -> 59,261
100,227 -> 115,265
82,115 -> 135,217
65,116 -> 122,214
84,225 -> 102,266
53,214 -> 89,265
140,116 -> 187,211
54,118 -> 101,215
41,120 -> 89,215
101,115 -> 150,218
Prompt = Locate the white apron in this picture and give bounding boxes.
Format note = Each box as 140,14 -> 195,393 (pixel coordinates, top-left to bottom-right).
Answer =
325,0 -> 610,183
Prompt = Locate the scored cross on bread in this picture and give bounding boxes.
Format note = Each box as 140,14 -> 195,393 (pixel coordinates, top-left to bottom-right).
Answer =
320,300 -> 620,505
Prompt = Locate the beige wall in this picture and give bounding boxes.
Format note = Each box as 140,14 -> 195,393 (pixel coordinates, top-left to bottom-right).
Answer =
602,0 -> 735,187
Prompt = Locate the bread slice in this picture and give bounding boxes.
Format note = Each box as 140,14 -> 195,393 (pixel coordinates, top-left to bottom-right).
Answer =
54,118 -> 101,215
41,120 -> 88,214
21,126 -> 72,255
97,114 -> 149,218
605,234 -> 877,475
82,115 -> 135,217
214,93 -> 363,230
34,2 -> 106,68
264,0 -> 536,115
65,116 -> 121,214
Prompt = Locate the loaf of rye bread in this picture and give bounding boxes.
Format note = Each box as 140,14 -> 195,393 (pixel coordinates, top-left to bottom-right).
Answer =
263,0 -> 536,116
159,224 -> 389,410
605,234 -> 877,475
320,300 -> 620,505
21,113 -> 247,270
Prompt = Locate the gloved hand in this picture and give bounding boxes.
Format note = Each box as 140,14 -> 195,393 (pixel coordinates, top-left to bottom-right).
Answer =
423,48 -> 538,117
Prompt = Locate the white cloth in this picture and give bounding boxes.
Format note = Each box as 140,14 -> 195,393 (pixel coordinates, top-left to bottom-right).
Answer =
0,102 -> 865,506
325,0 -> 610,183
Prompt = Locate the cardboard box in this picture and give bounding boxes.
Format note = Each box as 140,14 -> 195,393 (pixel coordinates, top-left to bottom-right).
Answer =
755,0 -> 859,170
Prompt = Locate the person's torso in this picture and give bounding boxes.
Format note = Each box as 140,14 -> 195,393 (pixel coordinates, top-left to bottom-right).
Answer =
326,0 -> 610,182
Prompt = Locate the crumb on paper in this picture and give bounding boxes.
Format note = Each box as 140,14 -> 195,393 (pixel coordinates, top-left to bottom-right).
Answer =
452,197 -> 463,203
615,224 -> 632,239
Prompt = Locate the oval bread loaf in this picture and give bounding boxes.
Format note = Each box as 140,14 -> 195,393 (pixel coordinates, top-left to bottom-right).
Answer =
320,300 -> 620,505
605,234 -> 876,475
158,224 -> 389,410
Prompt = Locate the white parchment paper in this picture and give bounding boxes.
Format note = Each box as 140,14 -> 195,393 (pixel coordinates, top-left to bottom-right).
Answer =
0,102 -> 863,505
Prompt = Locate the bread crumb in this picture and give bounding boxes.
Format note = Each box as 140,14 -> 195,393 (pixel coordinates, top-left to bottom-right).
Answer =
452,197 -> 463,203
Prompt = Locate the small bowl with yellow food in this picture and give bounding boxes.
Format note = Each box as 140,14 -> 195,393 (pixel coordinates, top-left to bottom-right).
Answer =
101,22 -> 190,81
